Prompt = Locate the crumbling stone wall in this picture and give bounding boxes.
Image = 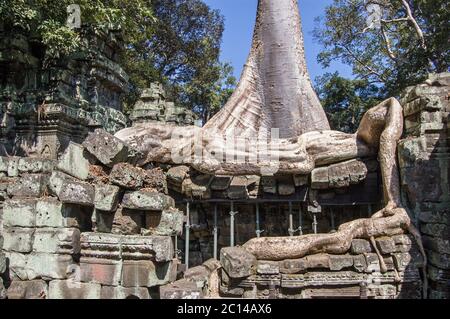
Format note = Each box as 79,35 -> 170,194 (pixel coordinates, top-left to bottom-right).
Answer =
0,129 -> 183,299
398,73 -> 450,299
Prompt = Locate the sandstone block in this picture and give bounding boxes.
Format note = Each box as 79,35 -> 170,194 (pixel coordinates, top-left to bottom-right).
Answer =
57,142 -> 90,180
93,209 -> 115,233
82,129 -> 129,167
5,252 -> 28,280
3,199 -> 37,227
329,254 -> 354,271
3,227 -> 34,253
121,191 -> 174,211
311,167 -> 329,189
35,198 -> 83,228
257,260 -> 280,275
59,180 -> 95,206
100,286 -> 150,299
375,237 -> 396,254
353,255 -> 368,272
80,232 -> 121,260
112,208 -> 142,235
305,254 -> 330,269
280,259 -> 307,274
7,280 -> 48,299
146,208 -> 184,236
351,239 -> 372,254
48,171 -> 75,196
220,246 -> 256,278
184,265 -> 210,288
49,280 -> 101,299
94,184 -> 121,212
80,257 -> 122,286
33,228 -> 80,254
121,235 -> 174,262
160,279 -> 202,299
18,158 -> 55,174
7,174 -> 47,198
121,260 -> 173,288
210,175 -> 232,191
110,163 -> 146,189
364,253 -> 381,273
27,253 -> 75,280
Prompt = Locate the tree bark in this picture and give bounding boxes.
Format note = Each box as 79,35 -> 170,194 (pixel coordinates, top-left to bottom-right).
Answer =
203,0 -> 330,139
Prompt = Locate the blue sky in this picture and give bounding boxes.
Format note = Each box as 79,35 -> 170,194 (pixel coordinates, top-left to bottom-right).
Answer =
203,0 -> 354,83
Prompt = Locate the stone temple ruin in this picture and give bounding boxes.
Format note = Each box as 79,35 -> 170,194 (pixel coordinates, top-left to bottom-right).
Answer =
0,0 -> 449,299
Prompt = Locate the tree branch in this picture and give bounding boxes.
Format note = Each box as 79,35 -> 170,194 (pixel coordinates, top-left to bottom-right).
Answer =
400,0 -> 427,49
340,45 -> 388,83
381,25 -> 397,61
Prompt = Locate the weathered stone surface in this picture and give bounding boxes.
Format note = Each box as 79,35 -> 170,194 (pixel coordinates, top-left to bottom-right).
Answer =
278,177 -> 295,196
80,232 -> 121,260
110,163 -> 146,189
420,223 -> 450,238
1,157 -> 19,177
7,174 -> 47,198
364,253 -> 381,273
3,227 -> 34,253
422,236 -> 450,254
121,235 -> 174,262
305,254 -> 330,269
80,257 -> 122,286
48,171 -> 75,196
33,228 -> 80,254
3,199 -> 37,227
49,280 -> 101,299
353,255 -> 368,272
57,142 -> 90,180
220,246 -> 256,278
7,280 -> 48,299
144,167 -> 167,193
83,129 -> 129,167
147,208 -> 184,236
27,253 -> 75,280
261,176 -> 277,194
6,252 -> 28,280
0,251 -> 6,274
166,166 -> 189,192
257,260 -> 280,275
94,184 -> 121,212
419,210 -> 450,225
280,259 -> 307,274
121,191 -> 174,211
121,260 -> 173,288
210,175 -> 232,191
184,265 -> 210,288
18,158 -> 55,174
293,175 -> 308,187
160,279 -> 203,299
35,198 -> 83,228
59,180 -> 95,206
351,239 -> 372,254
427,250 -> 450,269
392,251 -> 424,271
112,207 -> 142,235
311,167 -> 329,189
329,254 -> 354,271
100,286 -> 150,299
93,209 -> 115,233
375,237 -> 397,254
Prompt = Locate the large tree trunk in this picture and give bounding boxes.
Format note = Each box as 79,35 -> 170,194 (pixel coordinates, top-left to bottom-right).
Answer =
203,0 -> 330,138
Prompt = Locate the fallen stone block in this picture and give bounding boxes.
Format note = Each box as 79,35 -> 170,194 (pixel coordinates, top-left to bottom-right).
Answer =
94,184 -> 121,212
100,286 -> 150,299
146,208 -> 184,236
3,227 -> 35,253
82,129 -> 129,167
58,180 -> 95,206
35,198 -> 83,228
257,261 -> 280,275
166,166 -> 189,192
220,246 -> 256,278
80,257 -> 122,286
56,142 -> 90,180
3,199 -> 37,227
27,253 -> 75,280
351,239 -> 372,254
7,280 -> 48,299
33,228 -> 80,254
329,254 -> 354,271
160,279 -> 202,299
184,265 -> 210,288
18,158 -> 55,174
121,191 -> 174,211
48,171 -> 75,197
110,163 -> 146,189
121,235 -> 174,262
49,280 -> 101,299
144,167 -> 167,193
7,174 -> 47,198
121,260 -> 173,288
375,237 -> 397,254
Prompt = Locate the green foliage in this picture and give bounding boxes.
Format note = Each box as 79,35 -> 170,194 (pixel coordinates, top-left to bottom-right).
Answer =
1,0 -> 235,120
316,72 -> 382,133
314,0 -> 449,97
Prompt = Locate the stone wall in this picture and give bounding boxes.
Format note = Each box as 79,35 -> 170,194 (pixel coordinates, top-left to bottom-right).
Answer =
398,73 -> 450,299
0,129 -> 183,299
